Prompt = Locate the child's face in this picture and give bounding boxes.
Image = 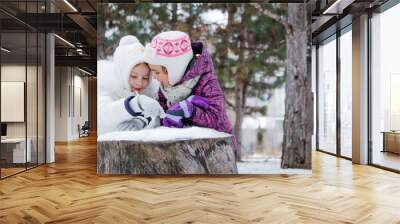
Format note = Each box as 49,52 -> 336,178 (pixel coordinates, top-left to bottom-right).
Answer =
149,64 -> 169,87
129,63 -> 150,93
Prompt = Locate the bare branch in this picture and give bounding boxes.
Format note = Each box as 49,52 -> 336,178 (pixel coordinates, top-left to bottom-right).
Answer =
251,3 -> 292,34
221,86 -> 235,93
225,98 -> 235,110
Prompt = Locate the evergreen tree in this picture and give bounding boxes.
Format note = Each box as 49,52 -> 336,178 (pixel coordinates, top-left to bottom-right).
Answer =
99,3 -> 287,161
253,2 -> 312,168
208,3 -> 286,161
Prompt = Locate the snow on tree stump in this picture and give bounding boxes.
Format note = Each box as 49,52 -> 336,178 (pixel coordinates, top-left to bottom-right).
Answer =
97,127 -> 238,175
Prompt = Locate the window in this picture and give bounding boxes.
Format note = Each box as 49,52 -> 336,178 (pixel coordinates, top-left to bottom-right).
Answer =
0,1 -> 47,179
339,27 -> 352,158
370,3 -> 400,171
317,36 -> 337,154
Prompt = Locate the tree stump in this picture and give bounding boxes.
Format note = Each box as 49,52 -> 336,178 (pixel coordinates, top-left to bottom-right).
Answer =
97,137 -> 237,175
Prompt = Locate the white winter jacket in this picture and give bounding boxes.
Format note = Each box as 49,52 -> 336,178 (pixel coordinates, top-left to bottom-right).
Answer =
97,60 -> 160,135
97,36 -> 160,136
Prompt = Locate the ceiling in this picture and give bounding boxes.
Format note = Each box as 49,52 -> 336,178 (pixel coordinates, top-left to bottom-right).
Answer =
0,0 -> 97,75
311,0 -> 389,44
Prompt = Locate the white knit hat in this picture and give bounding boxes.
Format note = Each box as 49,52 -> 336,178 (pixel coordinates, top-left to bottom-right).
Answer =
143,31 -> 193,86
113,35 -> 146,96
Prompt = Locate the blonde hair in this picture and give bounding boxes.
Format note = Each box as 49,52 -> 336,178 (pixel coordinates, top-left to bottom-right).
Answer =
162,66 -> 168,73
133,62 -> 150,69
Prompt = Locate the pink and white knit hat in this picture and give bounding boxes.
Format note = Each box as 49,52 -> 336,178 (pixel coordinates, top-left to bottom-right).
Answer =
143,31 -> 193,86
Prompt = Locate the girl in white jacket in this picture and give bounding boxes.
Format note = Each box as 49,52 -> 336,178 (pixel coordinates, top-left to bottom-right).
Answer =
98,35 -> 164,135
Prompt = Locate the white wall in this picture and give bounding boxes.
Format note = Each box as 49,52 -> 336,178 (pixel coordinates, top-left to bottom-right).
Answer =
71,73 -> 89,138
1,63 -> 46,164
55,66 -> 68,141
1,65 -> 26,135
54,67 -> 89,141
1,65 -> 42,137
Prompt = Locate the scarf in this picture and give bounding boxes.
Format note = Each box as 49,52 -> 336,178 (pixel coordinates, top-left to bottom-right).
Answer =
160,75 -> 201,107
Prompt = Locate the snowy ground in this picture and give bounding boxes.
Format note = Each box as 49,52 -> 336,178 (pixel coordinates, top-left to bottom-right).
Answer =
237,159 -> 312,174
97,126 -> 232,142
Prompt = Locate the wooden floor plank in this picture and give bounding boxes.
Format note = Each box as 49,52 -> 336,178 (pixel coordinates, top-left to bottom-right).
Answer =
0,135 -> 400,223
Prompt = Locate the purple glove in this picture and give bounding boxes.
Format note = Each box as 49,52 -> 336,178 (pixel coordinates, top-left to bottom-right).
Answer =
162,113 -> 184,128
166,95 -> 210,118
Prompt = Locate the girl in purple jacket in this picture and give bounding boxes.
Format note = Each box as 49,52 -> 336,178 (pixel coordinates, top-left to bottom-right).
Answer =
143,31 -> 233,135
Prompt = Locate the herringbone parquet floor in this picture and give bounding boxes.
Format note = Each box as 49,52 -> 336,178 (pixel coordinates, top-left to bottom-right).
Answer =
1,135 -> 400,224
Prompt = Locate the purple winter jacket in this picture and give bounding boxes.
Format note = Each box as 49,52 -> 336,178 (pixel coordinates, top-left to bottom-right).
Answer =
159,42 -> 233,136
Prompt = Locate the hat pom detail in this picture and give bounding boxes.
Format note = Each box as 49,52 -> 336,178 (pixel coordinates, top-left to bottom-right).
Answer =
119,35 -> 140,46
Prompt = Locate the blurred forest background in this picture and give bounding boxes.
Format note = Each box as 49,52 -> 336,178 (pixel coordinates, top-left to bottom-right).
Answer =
98,3 -> 288,163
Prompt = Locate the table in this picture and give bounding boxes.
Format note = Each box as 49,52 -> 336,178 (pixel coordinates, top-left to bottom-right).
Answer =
1,138 -> 31,164
382,131 -> 400,154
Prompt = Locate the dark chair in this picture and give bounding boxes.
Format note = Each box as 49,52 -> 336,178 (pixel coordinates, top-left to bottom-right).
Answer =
78,121 -> 90,138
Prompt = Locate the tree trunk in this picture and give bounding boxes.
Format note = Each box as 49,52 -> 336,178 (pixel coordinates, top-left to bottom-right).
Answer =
97,137 -> 238,175
188,4 -> 193,36
234,78 -> 246,161
97,6 -> 105,60
233,16 -> 250,162
171,4 -> 178,30
281,3 -> 313,169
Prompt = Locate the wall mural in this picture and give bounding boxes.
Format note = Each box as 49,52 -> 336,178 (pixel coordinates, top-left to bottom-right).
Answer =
97,3 -> 312,175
